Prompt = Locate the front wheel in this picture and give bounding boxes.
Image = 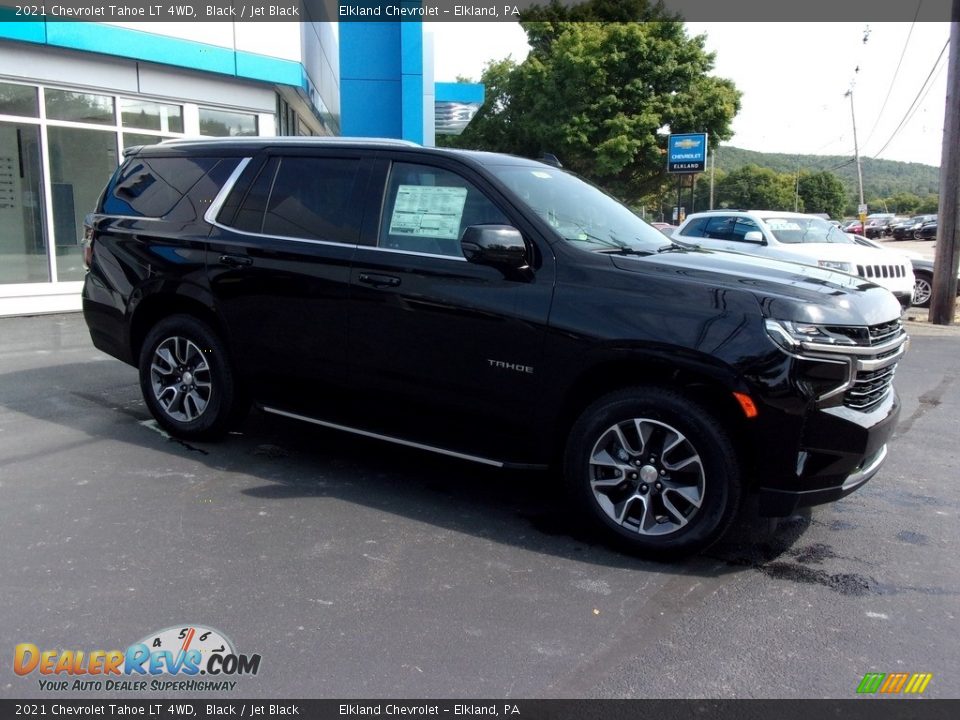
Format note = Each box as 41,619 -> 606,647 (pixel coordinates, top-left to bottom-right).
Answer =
564,387 -> 741,559
138,315 -> 246,440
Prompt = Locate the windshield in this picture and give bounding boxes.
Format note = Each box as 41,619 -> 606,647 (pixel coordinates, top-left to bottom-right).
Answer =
487,164 -> 670,253
764,216 -> 853,244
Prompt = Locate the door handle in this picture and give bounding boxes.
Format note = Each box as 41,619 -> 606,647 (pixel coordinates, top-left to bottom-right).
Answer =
219,254 -> 253,268
357,272 -> 401,288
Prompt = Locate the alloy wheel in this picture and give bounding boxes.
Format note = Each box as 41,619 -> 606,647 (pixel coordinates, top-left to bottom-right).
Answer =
588,418 -> 705,536
149,336 -> 212,423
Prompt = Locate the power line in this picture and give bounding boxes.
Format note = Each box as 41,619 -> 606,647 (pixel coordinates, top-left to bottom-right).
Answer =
863,1 -> 923,148
872,39 -> 950,159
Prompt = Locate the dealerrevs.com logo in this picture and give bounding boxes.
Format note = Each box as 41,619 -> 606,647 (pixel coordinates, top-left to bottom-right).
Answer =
857,672 -> 933,695
14,625 -> 261,692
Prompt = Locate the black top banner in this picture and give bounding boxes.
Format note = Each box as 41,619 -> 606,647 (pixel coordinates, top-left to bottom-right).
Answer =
0,0 -> 955,22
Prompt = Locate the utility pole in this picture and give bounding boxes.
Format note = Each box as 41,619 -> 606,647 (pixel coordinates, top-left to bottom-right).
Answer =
709,149 -> 715,210
794,158 -> 801,212
845,88 -> 866,225
931,0 -> 960,324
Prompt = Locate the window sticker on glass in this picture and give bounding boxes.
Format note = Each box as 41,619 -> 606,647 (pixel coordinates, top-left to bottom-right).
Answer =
388,185 -> 468,240
767,220 -> 802,231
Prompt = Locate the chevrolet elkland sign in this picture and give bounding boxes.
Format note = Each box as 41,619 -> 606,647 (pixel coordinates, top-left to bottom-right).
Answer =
667,133 -> 708,173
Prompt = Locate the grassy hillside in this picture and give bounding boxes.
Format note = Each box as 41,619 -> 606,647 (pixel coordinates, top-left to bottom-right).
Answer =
713,146 -> 940,204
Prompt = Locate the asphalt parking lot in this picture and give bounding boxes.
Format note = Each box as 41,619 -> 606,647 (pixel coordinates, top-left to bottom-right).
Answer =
1,312 -> 958,699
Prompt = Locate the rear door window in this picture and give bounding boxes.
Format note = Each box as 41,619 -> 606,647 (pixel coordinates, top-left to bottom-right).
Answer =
223,155 -> 363,244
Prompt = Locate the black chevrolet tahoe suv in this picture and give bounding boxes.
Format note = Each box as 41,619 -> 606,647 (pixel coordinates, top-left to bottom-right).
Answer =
82,138 -> 907,558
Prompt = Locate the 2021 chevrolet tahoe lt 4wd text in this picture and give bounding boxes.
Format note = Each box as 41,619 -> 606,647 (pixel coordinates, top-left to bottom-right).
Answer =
82,138 -> 907,559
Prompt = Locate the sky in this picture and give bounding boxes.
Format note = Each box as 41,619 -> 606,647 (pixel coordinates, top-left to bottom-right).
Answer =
425,21 -> 952,168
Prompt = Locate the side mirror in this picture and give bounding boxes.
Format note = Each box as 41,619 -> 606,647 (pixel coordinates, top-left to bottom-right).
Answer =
743,230 -> 766,244
461,225 -> 528,269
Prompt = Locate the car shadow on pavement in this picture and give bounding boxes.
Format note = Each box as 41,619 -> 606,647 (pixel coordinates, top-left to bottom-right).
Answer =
0,359 -> 816,580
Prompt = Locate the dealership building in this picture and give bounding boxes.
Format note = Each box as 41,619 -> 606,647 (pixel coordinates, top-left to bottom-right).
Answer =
0,15 -> 483,315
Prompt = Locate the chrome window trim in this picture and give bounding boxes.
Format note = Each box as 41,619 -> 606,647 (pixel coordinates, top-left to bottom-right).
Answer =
203,156 -> 251,226
204,155 -> 470,261
358,246 -> 468,262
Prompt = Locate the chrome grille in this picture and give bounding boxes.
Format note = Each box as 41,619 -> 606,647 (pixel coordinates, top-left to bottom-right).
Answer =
844,364 -> 897,411
856,264 -> 907,280
868,319 -> 903,345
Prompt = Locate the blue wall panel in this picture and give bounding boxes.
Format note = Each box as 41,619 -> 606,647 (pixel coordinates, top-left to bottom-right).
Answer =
0,21 -> 305,90
339,20 -> 424,143
340,79 -> 403,138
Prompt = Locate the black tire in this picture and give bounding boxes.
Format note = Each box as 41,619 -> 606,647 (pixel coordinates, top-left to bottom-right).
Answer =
563,386 -> 741,559
138,314 -> 247,440
912,271 -> 933,308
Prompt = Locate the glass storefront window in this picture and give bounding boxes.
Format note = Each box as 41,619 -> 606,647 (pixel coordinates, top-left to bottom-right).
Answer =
0,122 -> 47,284
0,82 -> 39,118
48,126 -> 118,281
120,99 -> 184,133
45,89 -> 115,126
122,133 -> 170,149
199,108 -> 258,137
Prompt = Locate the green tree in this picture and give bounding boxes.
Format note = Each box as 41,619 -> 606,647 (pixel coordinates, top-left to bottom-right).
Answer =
447,9 -> 740,203
884,191 -> 922,214
915,194 -> 939,214
797,170 -> 846,219
715,165 -> 796,211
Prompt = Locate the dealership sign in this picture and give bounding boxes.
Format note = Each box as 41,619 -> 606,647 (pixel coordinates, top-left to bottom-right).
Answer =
667,133 -> 708,173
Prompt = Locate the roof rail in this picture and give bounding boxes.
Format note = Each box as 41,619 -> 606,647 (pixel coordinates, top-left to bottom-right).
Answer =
156,136 -> 421,148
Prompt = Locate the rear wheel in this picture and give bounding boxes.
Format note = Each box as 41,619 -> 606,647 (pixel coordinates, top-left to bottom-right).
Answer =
912,271 -> 933,308
138,315 -> 246,440
564,387 -> 741,559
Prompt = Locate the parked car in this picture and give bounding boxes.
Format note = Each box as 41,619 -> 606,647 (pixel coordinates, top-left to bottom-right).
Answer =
910,258 -> 960,308
914,220 -> 938,240
673,210 -> 915,307
858,214 -> 894,239
891,215 -> 936,241
82,138 -> 907,559
841,219 -> 863,234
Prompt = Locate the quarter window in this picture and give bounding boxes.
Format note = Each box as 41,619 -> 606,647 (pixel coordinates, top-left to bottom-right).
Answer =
379,162 -> 508,257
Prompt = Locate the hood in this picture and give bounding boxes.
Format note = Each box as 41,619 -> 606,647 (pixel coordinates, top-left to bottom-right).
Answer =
611,247 -> 903,326
772,243 -> 910,265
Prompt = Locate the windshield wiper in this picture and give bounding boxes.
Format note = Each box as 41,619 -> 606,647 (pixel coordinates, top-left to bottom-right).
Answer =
599,246 -> 652,256
656,241 -> 687,253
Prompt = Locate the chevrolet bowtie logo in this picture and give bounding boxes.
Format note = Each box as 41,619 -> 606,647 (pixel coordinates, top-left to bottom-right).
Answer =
675,138 -> 702,149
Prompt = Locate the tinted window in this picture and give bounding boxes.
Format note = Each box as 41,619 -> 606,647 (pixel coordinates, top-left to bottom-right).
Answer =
226,156 -> 361,243
680,217 -> 709,238
228,158 -> 278,234
102,156 -> 237,221
380,162 -> 508,257
703,216 -> 737,240
730,218 -> 760,242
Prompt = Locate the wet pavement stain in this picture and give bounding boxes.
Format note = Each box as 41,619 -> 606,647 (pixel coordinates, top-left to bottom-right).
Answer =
896,530 -> 930,546
787,542 -> 838,565
761,562 -> 878,596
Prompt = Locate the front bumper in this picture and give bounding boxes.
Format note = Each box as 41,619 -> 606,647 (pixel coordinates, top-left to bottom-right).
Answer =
750,324 -> 906,516
758,438 -> 892,516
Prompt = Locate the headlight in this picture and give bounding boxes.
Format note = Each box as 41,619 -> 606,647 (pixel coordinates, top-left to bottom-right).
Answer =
764,319 -> 859,351
764,320 -> 857,403
817,260 -> 854,273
